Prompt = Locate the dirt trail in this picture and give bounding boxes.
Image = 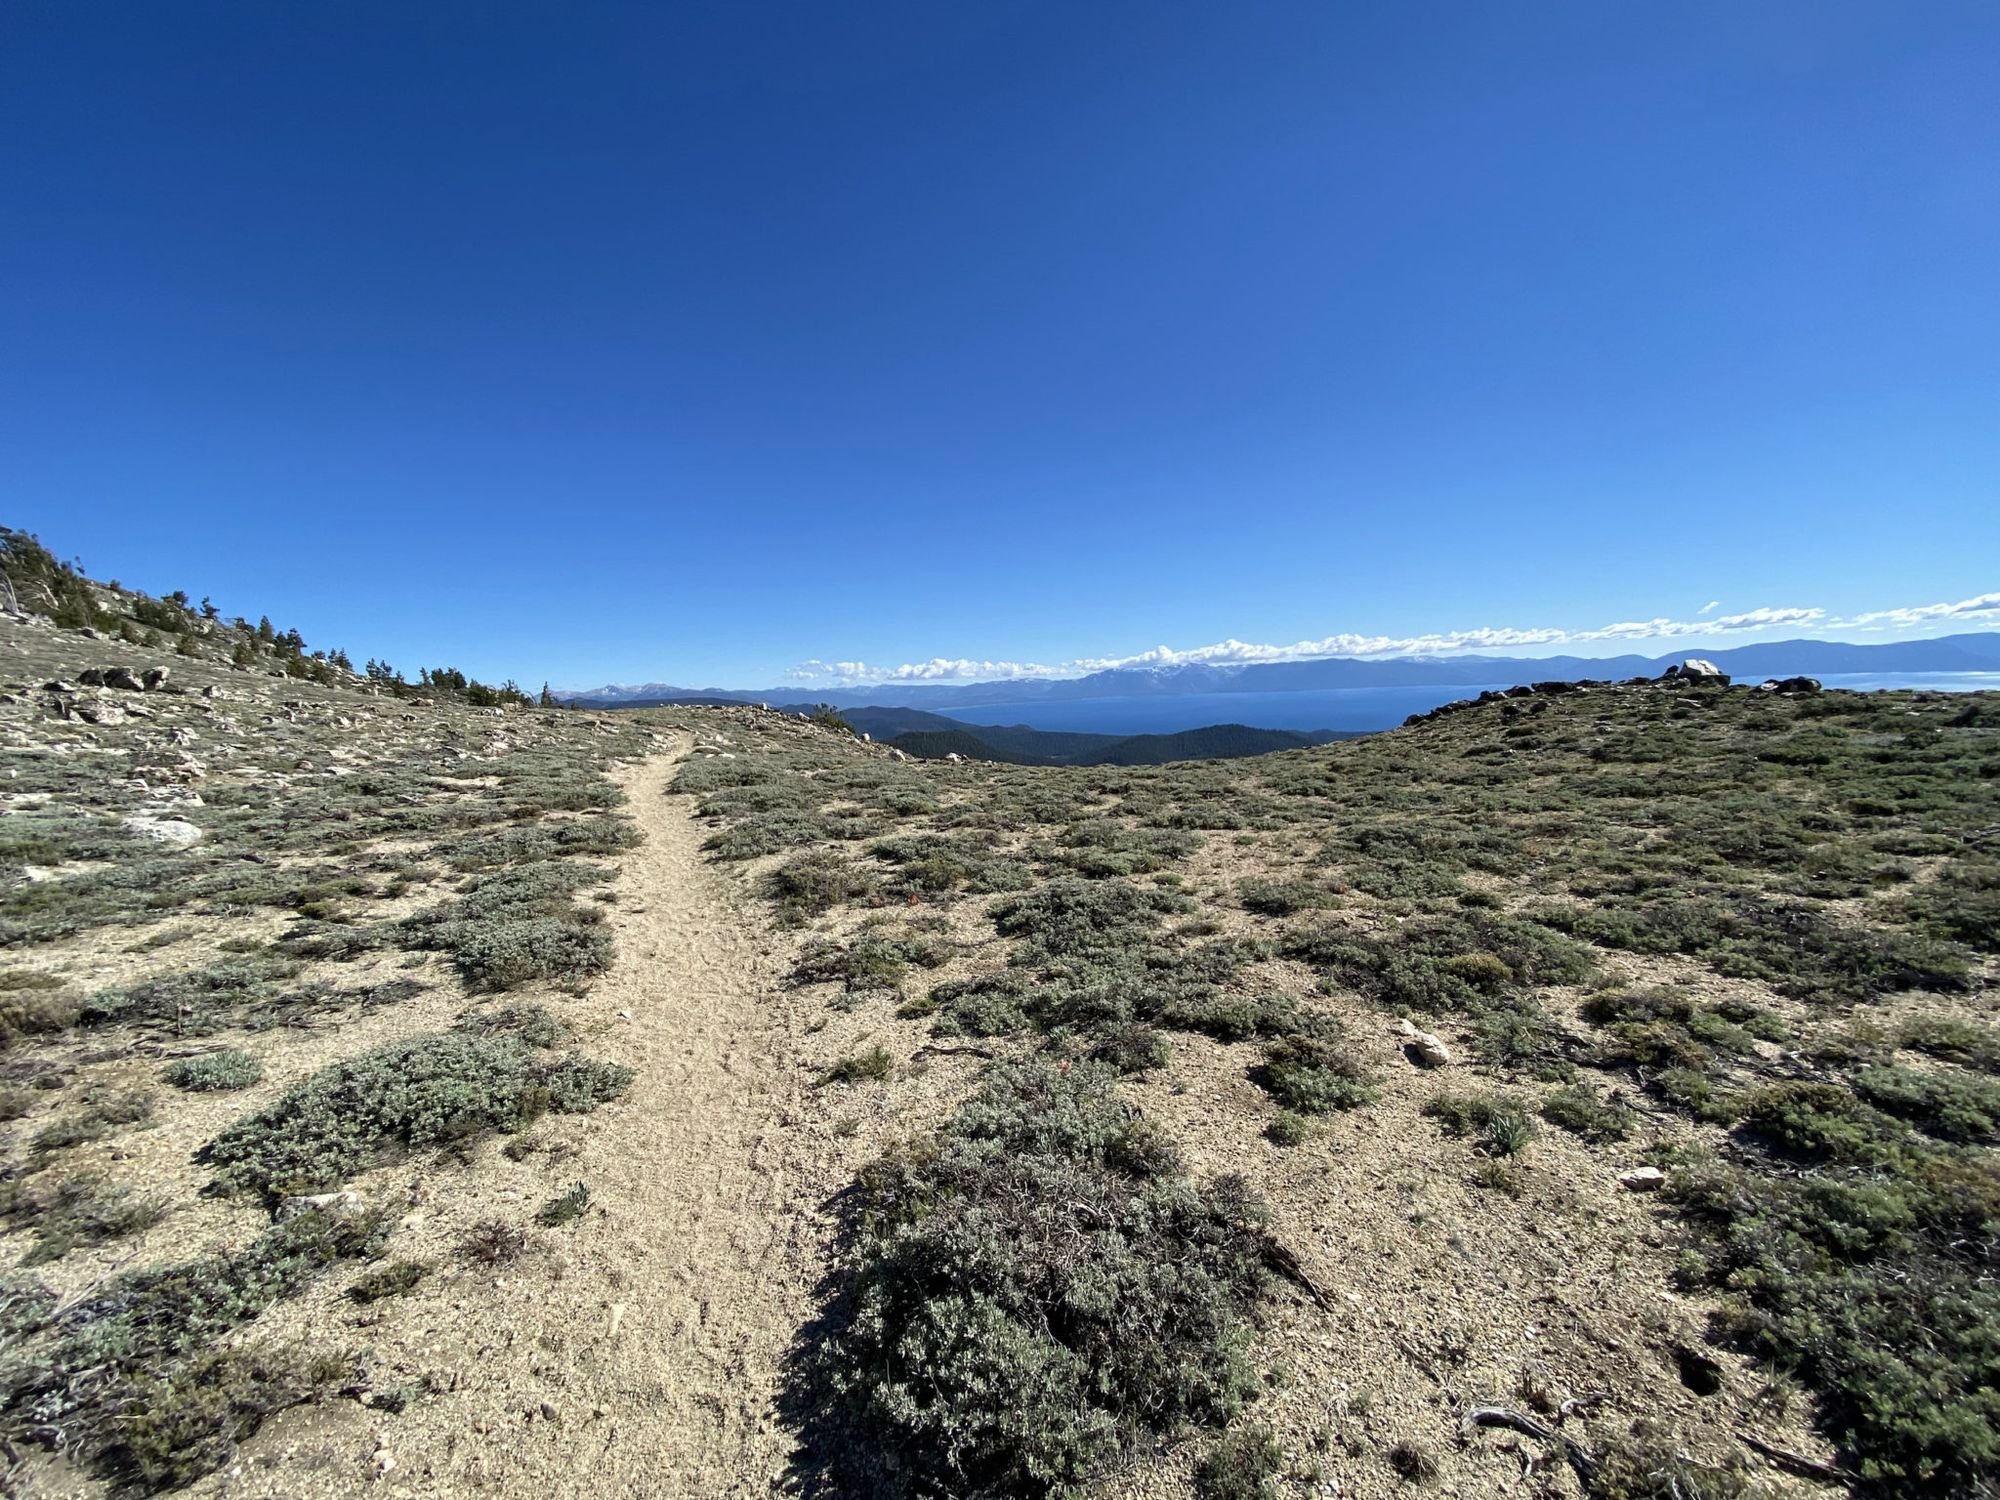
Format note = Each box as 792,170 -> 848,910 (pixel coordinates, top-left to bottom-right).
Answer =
231,741 -> 828,1498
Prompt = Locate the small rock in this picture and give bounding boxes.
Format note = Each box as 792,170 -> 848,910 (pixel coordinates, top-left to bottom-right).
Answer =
1619,1166 -> 1667,1192
1393,1018 -> 1452,1067
1757,675 -> 1821,694
141,666 -> 169,690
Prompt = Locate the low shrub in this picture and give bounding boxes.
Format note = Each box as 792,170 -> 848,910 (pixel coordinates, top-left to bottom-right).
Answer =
1238,878 -> 1335,917
1,1207 -> 387,1490
823,1044 -> 894,1085
1852,1064 -> 2000,1143
1264,1110 -> 1310,1147
1540,1084 -> 1633,1144
10,1176 -> 169,1265
1424,1091 -> 1536,1156
459,1217 -> 527,1264
399,861 -> 614,991
1090,1022 -> 1170,1074
536,1181 -> 592,1226
164,1048 -> 263,1092
347,1259 -> 428,1302
205,1032 -> 632,1199
767,850 -> 876,915
1196,1424 -> 1285,1500
1256,1034 -> 1377,1114
812,1061 -> 1272,1496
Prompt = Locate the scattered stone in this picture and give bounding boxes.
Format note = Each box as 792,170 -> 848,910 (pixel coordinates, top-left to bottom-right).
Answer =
1394,1018 -> 1452,1067
1619,1166 -> 1667,1192
141,666 -> 170,690
40,680 -> 76,694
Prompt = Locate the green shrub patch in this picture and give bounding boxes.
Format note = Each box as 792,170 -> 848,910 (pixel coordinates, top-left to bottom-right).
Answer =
807,1062 -> 1272,1496
205,1031 -> 631,1199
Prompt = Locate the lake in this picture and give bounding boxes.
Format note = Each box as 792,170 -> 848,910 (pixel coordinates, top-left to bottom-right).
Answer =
932,672 -> 2000,737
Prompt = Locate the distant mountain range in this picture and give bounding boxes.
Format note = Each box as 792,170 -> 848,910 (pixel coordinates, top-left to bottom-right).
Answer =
564,632 -> 2000,711
829,706 -> 1358,766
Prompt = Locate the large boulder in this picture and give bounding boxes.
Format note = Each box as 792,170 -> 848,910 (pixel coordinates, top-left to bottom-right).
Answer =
1659,658 -> 1729,686
1757,676 -> 1822,694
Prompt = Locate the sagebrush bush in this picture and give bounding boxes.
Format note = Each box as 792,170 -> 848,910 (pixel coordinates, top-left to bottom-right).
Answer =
164,1048 -> 263,1092
2,1207 -> 387,1489
1195,1424 -> 1285,1500
767,850 -> 875,915
1257,1034 -> 1377,1114
815,1061 -> 1272,1496
9,1175 -> 169,1265
399,861 -> 614,991
205,1032 -> 632,1198
1540,1084 -> 1633,1143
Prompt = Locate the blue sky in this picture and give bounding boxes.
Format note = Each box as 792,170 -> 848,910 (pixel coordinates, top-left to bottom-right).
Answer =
4,2 -> 1996,690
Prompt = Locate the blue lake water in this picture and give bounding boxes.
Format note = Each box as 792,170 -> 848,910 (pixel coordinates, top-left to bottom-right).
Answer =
933,672 -> 2000,737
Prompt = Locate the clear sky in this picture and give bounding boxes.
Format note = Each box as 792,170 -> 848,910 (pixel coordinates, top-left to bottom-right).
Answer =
4,2 -> 1996,690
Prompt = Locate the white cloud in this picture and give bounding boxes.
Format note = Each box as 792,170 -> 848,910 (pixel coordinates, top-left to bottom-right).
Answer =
784,591 -> 1993,686
1841,591 -> 2000,631
1698,600 -> 1719,615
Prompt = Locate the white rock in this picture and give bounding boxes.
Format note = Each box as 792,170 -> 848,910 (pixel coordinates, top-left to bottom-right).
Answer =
1619,1167 -> 1668,1192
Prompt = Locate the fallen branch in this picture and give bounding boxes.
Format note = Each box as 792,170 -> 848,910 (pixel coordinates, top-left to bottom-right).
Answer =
1736,1430 -> 1857,1485
1260,1237 -> 1333,1312
1462,1406 -> 1595,1483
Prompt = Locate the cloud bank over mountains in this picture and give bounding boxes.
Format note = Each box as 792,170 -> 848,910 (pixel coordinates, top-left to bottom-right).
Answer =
785,591 -> 2000,687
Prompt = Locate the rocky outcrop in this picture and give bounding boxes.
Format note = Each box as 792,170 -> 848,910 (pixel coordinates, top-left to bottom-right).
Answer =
75,664 -> 169,691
